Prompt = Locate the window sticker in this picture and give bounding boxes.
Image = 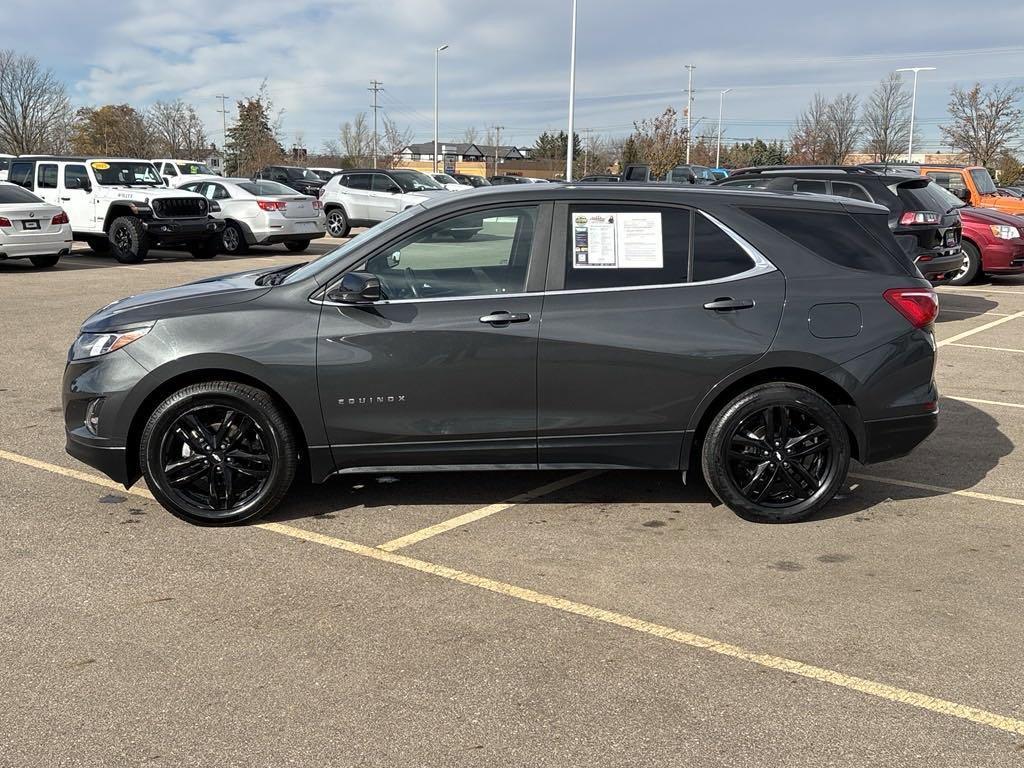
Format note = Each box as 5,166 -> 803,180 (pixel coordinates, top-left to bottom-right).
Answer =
91,162 -> 110,170
572,212 -> 663,268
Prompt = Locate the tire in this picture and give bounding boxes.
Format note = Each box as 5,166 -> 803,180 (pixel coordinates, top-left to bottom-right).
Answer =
190,237 -> 219,260
325,207 -> 350,238
701,382 -> 850,523
221,222 -> 248,255
139,381 -> 298,526
29,254 -> 61,268
947,242 -> 980,286
284,239 -> 310,253
450,230 -> 474,241
108,216 -> 149,264
86,237 -> 110,254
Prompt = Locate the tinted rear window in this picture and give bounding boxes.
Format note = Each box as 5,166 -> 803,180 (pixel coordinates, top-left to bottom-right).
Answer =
0,184 -> 43,204
8,162 -> 33,188
895,180 -> 962,214
743,207 -> 909,274
692,214 -> 754,281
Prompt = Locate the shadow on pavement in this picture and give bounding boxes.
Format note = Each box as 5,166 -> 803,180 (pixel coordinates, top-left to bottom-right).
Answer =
935,292 -> 1000,321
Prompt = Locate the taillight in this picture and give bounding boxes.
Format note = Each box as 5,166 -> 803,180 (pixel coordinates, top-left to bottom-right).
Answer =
899,211 -> 940,226
0,217 -> 11,227
51,211 -> 69,225
884,288 -> 939,329
312,199 -> 323,210
257,199 -> 287,211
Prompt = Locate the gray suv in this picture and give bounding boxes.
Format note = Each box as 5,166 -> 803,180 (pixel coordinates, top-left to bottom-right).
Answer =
63,184 -> 939,525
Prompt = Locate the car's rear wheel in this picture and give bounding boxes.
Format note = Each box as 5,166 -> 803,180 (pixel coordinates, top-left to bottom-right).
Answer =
947,242 -> 980,286
108,216 -> 149,264
325,208 -> 350,238
140,381 -> 297,525
221,222 -> 248,255
701,383 -> 850,523
29,254 -> 61,268
284,239 -> 310,252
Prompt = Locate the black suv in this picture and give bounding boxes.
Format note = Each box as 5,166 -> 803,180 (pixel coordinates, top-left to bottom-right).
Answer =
63,184 -> 938,526
716,166 -> 964,283
253,166 -> 325,197
451,173 -> 491,188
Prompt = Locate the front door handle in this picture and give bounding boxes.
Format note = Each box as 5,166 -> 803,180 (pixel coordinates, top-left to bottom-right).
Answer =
703,297 -> 755,312
60,196 -> 71,201
479,311 -> 531,326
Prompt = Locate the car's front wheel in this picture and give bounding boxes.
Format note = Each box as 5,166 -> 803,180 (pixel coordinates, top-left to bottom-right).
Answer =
947,242 -> 980,286
189,237 -> 219,259
325,207 -> 350,238
140,381 -> 297,525
29,254 -> 61,268
701,383 -> 850,523
284,239 -> 310,252
108,216 -> 149,264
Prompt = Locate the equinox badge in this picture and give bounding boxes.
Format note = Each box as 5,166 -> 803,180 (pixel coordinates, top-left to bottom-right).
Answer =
338,395 -> 407,406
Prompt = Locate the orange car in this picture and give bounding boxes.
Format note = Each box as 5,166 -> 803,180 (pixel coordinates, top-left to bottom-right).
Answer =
917,165 -> 1024,216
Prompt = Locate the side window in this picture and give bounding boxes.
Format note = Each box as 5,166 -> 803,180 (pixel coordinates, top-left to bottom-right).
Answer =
211,184 -> 230,200
64,165 -> 90,190
37,164 -> 58,189
831,181 -> 872,202
793,179 -> 827,194
363,206 -> 537,300
163,163 -> 178,176
272,169 -> 288,183
692,213 -> 755,281
344,174 -> 371,190
8,162 -> 34,188
564,205 -> 691,290
372,173 -> 399,193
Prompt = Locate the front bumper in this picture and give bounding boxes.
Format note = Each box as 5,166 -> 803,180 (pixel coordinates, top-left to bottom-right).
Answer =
979,239 -> 1024,274
862,410 -> 939,464
65,430 -> 130,485
143,216 -> 225,245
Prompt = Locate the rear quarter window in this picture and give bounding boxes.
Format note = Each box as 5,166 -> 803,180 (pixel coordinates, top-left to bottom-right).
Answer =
692,214 -> 754,281
896,180 -> 961,214
742,206 -> 910,275
8,162 -> 34,189
0,184 -> 43,204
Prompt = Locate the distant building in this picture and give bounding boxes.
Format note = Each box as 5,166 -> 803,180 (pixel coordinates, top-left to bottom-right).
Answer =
398,142 -> 530,165
203,144 -> 225,173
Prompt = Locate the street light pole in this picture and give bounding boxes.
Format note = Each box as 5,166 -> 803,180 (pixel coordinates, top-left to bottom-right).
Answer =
895,66 -> 935,161
566,0 -> 577,181
433,43 -> 449,174
716,88 -> 731,170
684,64 -> 696,164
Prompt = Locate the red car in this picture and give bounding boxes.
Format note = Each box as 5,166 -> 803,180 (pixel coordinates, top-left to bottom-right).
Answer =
952,207 -> 1024,285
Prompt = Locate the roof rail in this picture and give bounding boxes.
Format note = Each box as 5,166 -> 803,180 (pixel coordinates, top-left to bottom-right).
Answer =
731,165 -> 879,176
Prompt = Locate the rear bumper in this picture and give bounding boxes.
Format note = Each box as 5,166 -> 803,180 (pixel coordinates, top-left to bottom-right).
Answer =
0,227 -> 73,258
143,216 -> 224,244
862,410 -> 938,464
917,249 -> 965,282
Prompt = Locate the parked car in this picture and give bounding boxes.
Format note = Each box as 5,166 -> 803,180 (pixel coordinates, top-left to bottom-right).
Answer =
716,166 -> 965,283
253,165 -> 326,197
997,187 -> 1023,199
711,168 -> 730,181
319,168 -> 449,237
154,159 -> 221,187
308,167 -> 345,181
0,181 -> 72,268
488,175 -> 532,185
0,153 -> 14,182
862,163 -> 1024,217
179,178 -> 325,255
430,172 -> 473,191
954,207 -> 1024,285
7,156 -> 224,262
64,183 -> 937,526
451,173 -> 490,188
579,175 -> 621,183
620,163 -> 715,184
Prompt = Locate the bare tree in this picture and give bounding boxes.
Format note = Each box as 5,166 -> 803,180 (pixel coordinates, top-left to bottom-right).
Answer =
822,93 -> 861,164
147,100 -> 207,158
378,116 -> 414,169
339,112 -> 372,166
862,73 -> 913,163
462,126 -> 479,145
941,83 -> 1023,165
0,49 -> 73,153
790,93 -> 830,164
629,106 -> 686,177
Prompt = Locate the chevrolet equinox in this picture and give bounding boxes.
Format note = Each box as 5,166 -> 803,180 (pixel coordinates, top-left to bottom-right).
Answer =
63,184 -> 939,525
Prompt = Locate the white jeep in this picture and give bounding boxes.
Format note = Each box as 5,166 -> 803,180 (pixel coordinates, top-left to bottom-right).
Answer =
7,156 -> 225,263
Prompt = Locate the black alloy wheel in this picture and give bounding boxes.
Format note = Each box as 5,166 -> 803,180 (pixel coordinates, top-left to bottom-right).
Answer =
702,383 -> 850,523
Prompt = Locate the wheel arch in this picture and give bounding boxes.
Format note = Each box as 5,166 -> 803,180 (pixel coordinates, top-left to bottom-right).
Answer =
102,204 -> 143,232
961,235 -> 982,265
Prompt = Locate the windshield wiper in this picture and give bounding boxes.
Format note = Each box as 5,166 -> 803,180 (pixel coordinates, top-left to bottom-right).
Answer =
256,262 -> 307,286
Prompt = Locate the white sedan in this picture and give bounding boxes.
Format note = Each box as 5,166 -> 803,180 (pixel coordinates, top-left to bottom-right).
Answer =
0,182 -> 72,268
180,178 -> 326,255
431,173 -> 473,192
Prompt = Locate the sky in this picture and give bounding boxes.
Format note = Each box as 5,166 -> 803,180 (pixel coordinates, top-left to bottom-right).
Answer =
9,0 -> 1024,153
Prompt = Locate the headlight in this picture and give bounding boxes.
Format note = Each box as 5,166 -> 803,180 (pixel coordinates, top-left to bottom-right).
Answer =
990,224 -> 1021,240
70,326 -> 151,361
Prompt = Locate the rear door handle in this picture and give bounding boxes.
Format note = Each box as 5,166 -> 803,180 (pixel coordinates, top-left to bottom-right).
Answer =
60,197 -> 71,201
703,297 -> 755,312
479,311 -> 531,326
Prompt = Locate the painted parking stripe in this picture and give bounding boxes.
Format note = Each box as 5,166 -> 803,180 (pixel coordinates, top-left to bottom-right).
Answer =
937,308 -> 1011,317
5,448 -> 1024,736
944,395 -> 1024,410
0,449 -> 155,500
937,287 -> 1024,296
946,342 -> 1024,354
377,470 -> 601,552
936,310 -> 1024,347
849,472 -> 1024,509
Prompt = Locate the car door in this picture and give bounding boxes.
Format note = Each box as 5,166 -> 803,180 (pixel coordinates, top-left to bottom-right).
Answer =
33,163 -> 59,207
315,202 -> 551,470
60,164 -> 96,232
340,173 -> 372,220
537,202 -> 785,469
368,173 -> 403,220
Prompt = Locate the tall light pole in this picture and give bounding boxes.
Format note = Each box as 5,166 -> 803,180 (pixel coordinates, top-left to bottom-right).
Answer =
715,88 -> 731,170
433,43 -> 449,173
566,0 -> 577,181
684,64 -> 696,163
895,66 -> 935,161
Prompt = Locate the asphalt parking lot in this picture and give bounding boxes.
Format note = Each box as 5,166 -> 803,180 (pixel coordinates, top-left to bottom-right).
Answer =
3,242 -> 1024,766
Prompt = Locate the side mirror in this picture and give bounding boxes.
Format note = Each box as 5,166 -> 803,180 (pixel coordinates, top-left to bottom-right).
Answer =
387,184 -> 402,194
66,177 -> 92,192
327,272 -> 382,304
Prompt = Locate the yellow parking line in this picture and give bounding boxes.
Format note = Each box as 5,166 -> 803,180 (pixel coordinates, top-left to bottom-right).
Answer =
936,310 -> 1024,347
937,287 -> 1024,296
937,308 -> 1011,317
946,342 -> 1024,354
849,472 -> 1024,508
945,395 -> 1024,410
377,470 -> 601,551
5,448 -> 1024,735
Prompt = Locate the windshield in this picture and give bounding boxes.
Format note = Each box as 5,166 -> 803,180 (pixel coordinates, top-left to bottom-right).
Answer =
970,168 -> 998,195
179,162 -> 215,175
390,169 -> 444,192
91,161 -> 163,186
433,173 -> 458,185
283,205 -> 426,284
238,180 -> 300,196
287,167 -> 322,182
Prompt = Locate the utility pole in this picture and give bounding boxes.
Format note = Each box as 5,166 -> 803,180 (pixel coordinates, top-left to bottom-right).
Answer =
368,79 -> 384,169
493,125 -> 504,177
215,94 -> 230,148
715,89 -> 731,170
566,0 -> 577,181
582,127 -> 593,176
895,66 -> 936,161
684,64 -> 696,164
433,44 -> 449,173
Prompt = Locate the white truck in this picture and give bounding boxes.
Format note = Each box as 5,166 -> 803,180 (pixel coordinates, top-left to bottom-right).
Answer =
6,156 -> 225,263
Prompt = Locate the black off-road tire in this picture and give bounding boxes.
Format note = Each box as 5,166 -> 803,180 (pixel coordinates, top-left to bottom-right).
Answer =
139,381 -> 298,526
190,237 -> 219,259
86,237 -> 111,254
947,242 -> 980,286
325,207 -> 350,238
108,216 -> 149,264
701,382 -> 850,523
29,254 -> 61,268
284,239 -> 311,253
